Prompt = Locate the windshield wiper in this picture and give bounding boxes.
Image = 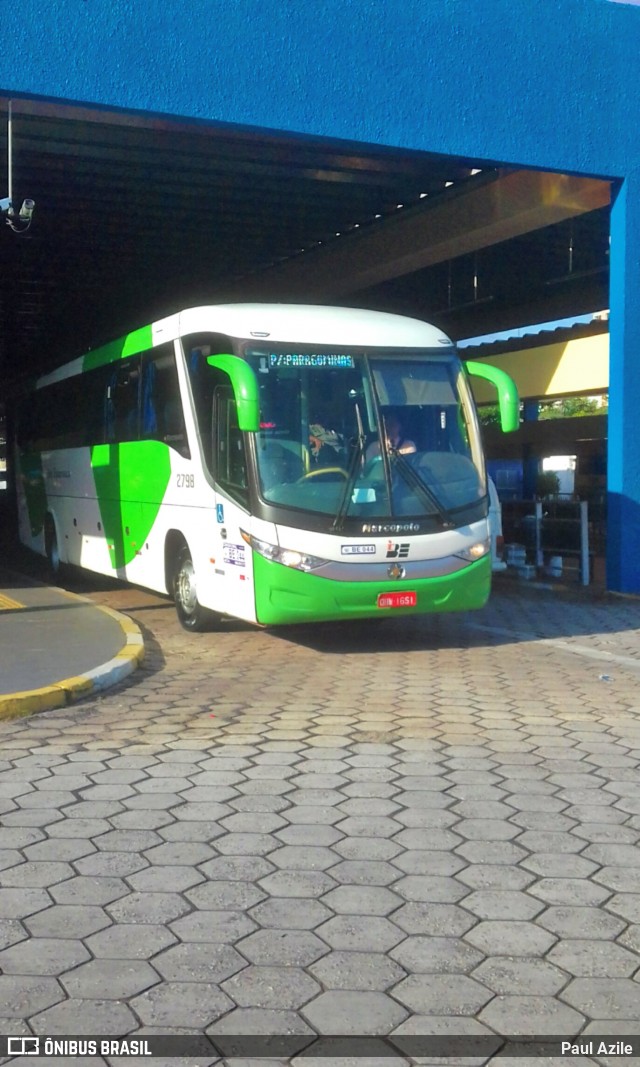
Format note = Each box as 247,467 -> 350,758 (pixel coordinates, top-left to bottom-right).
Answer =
331,404 -> 367,533
389,449 -> 456,528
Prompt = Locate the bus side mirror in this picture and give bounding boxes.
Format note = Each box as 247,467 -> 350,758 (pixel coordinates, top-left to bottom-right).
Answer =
206,355 -> 260,432
464,361 -> 520,433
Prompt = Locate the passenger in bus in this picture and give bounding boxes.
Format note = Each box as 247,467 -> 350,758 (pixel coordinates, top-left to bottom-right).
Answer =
309,423 -> 343,467
366,413 -> 416,461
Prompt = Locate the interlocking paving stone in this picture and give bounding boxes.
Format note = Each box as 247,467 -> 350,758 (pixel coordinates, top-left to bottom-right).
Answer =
185,881 -> 267,910
50,876 -> 129,906
314,915 -> 405,953
221,965 -> 321,1009
249,897 -> 333,929
0,973 -> 65,1016
520,853 -> 600,878
461,890 -> 545,920
604,891 -> 640,923
0,849 -> 24,871
277,804 -> 342,824
547,939 -> 640,977
463,920 -> 557,956
24,904 -> 112,939
143,842 -> 216,865
0,918 -> 28,950
198,856 -> 275,882
152,942 -> 246,983
275,824 -> 343,846
236,929 -> 330,966
74,852 -> 149,877
206,1006 -> 314,1047
0,937 -> 89,975
85,923 -> 178,959
328,860 -> 400,886
391,850 -> 466,876
391,875 -> 469,904
0,887 -> 52,918
456,864 -> 535,890
320,885 -> 403,916
61,958 -> 160,999
266,844 -> 341,870
158,821 -> 224,843
392,972 -> 493,1014
471,956 -> 569,995
257,870 -> 338,898
30,998 -> 139,1034
561,977 -> 640,1018
477,994 -> 586,1034
127,865 -> 205,892
106,891 -> 191,925
301,990 -> 408,1034
0,862 -> 72,887
527,878 -> 612,906
392,902 -> 478,937
308,950 -> 406,991
332,837 -> 403,861
170,910 -> 258,944
130,982 -> 234,1028
390,936 -> 483,974
537,906 -> 627,939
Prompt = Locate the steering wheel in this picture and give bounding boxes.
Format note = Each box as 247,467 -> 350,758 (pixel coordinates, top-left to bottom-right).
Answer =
298,467 -> 349,481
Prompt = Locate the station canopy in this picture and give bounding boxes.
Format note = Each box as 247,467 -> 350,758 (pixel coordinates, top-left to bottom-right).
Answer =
0,95 -> 611,386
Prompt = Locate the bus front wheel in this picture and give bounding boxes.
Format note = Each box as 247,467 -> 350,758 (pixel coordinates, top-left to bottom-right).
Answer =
173,545 -> 216,632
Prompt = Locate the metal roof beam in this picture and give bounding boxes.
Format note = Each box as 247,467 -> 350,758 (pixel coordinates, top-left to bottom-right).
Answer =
223,169 -> 611,300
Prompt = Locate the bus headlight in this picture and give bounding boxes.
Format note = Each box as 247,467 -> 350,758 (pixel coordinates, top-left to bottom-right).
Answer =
240,531 -> 329,572
454,539 -> 490,562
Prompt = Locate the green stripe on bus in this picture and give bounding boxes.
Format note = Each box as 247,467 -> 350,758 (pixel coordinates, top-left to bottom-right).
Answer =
83,324 -> 154,373
91,440 -> 171,570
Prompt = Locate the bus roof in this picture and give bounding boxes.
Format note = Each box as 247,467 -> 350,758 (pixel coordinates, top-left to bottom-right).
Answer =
36,304 -> 454,388
173,304 -> 453,349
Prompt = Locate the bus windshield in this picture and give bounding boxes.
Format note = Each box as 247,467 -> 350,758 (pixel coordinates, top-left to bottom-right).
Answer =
244,345 -> 486,525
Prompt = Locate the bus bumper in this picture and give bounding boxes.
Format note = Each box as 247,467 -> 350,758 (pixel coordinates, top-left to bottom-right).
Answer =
253,553 -> 492,625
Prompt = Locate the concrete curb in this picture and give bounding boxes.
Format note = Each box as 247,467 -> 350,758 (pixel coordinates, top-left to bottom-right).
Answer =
0,590 -> 145,721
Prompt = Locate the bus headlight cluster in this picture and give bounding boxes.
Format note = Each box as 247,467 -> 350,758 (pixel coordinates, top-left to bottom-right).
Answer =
240,531 -> 329,572
454,539 -> 490,562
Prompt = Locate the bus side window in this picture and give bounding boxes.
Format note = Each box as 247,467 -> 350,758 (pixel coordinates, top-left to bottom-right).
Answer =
105,358 -> 141,443
214,386 -> 248,504
141,347 -> 190,459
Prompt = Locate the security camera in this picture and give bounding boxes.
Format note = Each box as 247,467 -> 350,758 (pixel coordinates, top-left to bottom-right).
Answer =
18,199 -> 34,221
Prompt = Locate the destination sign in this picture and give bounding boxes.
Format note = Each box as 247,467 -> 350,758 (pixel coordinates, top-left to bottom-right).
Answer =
268,353 -> 354,368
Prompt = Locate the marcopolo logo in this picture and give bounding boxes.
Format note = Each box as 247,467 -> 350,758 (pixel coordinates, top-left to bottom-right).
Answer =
362,522 -> 420,534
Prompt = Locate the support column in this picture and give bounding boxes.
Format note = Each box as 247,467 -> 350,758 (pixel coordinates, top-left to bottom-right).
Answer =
608,171 -> 640,594
522,399 -> 539,500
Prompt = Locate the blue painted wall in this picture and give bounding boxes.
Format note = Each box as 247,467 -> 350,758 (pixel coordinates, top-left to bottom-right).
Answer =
2,0 -> 639,177
2,0 -> 640,592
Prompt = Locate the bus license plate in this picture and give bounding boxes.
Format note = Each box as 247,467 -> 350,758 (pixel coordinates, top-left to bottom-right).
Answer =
377,591 -> 417,609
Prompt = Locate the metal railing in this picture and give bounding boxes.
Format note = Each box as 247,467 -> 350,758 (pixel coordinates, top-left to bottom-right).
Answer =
501,497 -> 604,585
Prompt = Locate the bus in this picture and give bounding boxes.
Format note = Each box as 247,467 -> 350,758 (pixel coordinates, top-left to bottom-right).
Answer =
15,304 -> 518,630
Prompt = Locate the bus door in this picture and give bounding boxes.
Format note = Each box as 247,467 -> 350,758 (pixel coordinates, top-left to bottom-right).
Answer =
212,384 -> 255,622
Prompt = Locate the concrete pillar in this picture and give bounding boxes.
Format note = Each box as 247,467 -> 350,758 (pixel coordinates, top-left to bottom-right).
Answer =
522,399 -> 539,500
608,171 -> 640,594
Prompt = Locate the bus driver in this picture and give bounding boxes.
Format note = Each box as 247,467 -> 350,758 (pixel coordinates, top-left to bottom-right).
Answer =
366,413 -> 416,461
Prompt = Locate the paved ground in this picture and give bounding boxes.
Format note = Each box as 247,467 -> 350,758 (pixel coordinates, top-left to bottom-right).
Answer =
1,573 -> 640,1065
0,566 -> 134,700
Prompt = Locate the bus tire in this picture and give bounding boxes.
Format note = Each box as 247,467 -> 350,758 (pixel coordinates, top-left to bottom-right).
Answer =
173,544 -> 216,632
44,516 -> 62,581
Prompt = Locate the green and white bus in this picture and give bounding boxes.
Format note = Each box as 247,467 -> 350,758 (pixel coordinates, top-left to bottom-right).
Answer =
16,304 -> 518,630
